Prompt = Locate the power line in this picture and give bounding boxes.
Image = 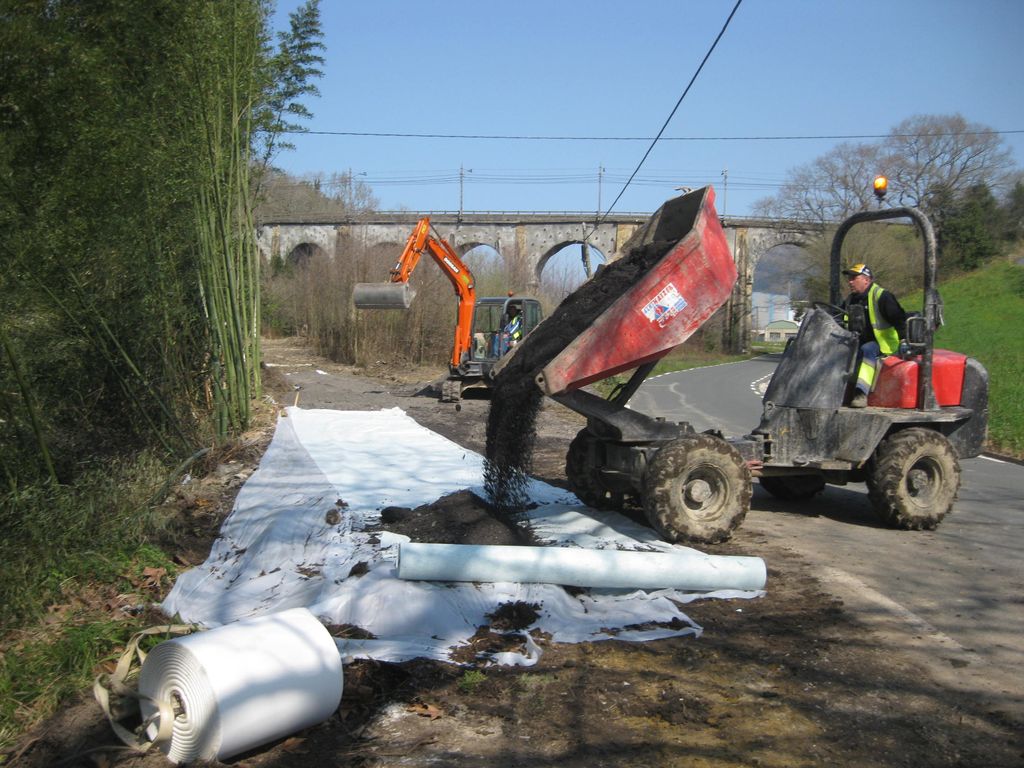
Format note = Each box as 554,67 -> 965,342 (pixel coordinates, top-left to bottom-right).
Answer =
596,0 -> 744,229
266,166 -> 803,200
285,128 -> 1024,142
267,170 -> 792,192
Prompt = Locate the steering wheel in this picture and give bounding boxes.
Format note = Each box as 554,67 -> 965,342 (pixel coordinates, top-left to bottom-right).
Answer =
811,301 -> 846,321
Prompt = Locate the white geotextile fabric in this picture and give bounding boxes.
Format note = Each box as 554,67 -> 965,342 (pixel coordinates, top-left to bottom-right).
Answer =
163,407 -> 762,665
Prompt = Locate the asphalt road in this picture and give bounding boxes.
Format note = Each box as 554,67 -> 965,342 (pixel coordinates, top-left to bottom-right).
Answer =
631,355 -> 1024,721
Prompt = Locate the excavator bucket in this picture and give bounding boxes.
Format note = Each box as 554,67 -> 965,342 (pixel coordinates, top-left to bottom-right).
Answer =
353,282 -> 416,309
528,187 -> 736,396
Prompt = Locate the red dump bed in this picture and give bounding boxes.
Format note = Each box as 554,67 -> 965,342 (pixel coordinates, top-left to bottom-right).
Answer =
536,188 -> 736,396
869,349 -> 967,408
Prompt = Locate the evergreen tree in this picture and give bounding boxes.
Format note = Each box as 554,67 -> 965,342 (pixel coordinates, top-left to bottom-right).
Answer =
254,0 -> 325,175
1003,180 -> 1024,241
940,184 -> 1001,271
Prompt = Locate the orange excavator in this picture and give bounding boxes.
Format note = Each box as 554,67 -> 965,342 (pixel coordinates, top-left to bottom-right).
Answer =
353,217 -> 542,401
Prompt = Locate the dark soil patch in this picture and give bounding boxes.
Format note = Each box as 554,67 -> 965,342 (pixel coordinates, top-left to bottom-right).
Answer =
486,600 -> 541,631
447,624 -> 539,665
377,489 -> 535,546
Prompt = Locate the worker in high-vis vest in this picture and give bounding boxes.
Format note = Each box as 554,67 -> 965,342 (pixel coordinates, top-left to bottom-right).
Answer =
841,263 -> 907,408
498,304 -> 523,356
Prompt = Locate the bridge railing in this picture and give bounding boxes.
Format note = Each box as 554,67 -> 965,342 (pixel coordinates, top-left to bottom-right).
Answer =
255,209 -> 827,229
255,210 -> 653,226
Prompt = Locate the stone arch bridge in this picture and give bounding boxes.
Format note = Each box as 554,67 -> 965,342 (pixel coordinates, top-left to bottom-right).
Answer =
256,211 -> 821,352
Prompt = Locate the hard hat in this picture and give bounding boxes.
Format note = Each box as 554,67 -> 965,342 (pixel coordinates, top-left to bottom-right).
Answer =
842,263 -> 873,278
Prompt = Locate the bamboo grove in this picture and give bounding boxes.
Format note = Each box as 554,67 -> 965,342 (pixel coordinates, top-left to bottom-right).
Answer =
0,1 -> 323,624
0,0 -> 322,486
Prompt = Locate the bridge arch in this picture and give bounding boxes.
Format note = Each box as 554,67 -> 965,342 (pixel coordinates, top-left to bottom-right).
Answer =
726,222 -> 823,352
455,240 -> 488,258
748,231 -> 814,273
535,240 -> 609,297
459,242 -> 508,272
286,241 -> 329,267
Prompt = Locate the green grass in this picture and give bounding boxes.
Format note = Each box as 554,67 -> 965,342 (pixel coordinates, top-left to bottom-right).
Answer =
457,669 -> 487,693
750,341 -> 789,354
924,260 -> 1024,456
0,454 -> 180,751
0,454 -> 174,627
0,603 -> 185,754
1,618 -> 132,748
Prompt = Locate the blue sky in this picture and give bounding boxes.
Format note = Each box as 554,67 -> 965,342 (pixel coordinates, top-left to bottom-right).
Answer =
270,0 -> 1024,217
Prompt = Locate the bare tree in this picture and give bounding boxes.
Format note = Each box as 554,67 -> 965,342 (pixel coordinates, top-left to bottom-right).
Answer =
323,171 -> 377,213
255,169 -> 379,220
755,114 -> 1016,225
883,114 -> 1016,215
756,141 -> 884,223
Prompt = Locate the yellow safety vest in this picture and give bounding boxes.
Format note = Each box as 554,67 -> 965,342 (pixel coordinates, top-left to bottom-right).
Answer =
866,283 -> 900,355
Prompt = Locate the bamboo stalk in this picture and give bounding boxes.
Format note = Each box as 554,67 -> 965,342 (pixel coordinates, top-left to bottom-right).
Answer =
35,277 -> 186,455
188,0 -> 265,439
0,325 -> 57,485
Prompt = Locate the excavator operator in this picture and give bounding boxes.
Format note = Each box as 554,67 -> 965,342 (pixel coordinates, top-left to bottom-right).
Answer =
499,305 -> 523,355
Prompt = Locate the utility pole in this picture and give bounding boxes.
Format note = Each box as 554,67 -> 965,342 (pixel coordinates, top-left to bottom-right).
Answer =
721,168 -> 728,217
459,164 -> 472,220
596,165 -> 604,220
345,168 -> 367,212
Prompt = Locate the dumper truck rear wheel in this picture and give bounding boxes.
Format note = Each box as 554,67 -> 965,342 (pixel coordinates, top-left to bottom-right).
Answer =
565,430 -> 624,510
866,428 -> 960,530
643,435 -> 751,544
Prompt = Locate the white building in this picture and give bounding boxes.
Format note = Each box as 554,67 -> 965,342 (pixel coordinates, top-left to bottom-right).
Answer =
751,292 -> 794,330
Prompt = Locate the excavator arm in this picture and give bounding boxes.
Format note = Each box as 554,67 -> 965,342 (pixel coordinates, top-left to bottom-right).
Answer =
353,217 -> 477,369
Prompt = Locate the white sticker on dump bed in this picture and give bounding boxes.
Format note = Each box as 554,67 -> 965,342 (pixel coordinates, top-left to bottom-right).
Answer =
641,283 -> 688,327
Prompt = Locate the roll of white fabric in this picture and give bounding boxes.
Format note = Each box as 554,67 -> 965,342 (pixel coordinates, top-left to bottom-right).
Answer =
397,542 -> 767,592
138,607 -> 343,764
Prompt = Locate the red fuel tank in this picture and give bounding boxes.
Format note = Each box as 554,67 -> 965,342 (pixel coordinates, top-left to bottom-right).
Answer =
869,349 -> 967,408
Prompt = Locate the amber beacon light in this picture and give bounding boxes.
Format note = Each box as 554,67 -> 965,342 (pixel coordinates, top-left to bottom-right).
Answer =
873,175 -> 889,200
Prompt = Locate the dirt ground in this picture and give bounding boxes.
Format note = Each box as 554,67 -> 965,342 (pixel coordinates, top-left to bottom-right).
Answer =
13,337 -> 1024,768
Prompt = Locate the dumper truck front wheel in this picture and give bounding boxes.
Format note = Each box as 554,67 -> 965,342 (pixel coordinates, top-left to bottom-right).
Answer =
866,428 -> 960,530
643,435 -> 751,544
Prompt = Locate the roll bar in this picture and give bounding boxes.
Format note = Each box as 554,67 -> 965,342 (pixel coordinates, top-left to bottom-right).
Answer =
828,206 -> 941,410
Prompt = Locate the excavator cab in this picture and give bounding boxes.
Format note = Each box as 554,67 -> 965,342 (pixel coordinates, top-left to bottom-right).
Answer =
439,295 -> 544,401
465,296 -> 544,379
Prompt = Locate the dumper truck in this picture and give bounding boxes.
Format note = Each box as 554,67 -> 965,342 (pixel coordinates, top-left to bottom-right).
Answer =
496,186 -> 988,544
